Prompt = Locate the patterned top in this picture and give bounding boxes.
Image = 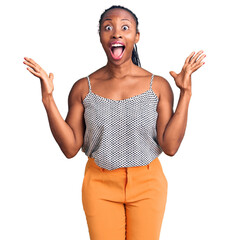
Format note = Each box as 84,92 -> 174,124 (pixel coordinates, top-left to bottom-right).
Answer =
81,74 -> 162,170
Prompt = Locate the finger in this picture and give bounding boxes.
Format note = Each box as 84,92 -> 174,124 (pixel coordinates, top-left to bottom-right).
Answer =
192,61 -> 205,73
185,51 -> 195,64
25,57 -> 36,65
23,61 -> 36,68
25,57 -> 41,69
26,66 -> 41,77
24,58 -> 36,68
169,71 -> 177,78
193,54 -> 206,66
190,50 -> 204,64
24,61 -> 40,72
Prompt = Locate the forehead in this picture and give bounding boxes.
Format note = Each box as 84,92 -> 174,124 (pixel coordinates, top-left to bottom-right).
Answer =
102,8 -> 135,23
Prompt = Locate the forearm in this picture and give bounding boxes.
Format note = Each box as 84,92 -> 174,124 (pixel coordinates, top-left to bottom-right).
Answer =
42,94 -> 77,158
162,90 -> 192,155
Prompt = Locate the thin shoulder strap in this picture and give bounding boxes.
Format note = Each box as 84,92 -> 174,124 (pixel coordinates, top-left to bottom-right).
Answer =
87,76 -> 92,93
149,74 -> 154,90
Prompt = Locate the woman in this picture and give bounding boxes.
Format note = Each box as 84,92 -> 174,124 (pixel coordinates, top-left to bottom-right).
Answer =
23,5 -> 205,240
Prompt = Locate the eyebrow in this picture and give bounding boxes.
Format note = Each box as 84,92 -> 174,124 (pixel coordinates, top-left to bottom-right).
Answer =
102,18 -> 131,22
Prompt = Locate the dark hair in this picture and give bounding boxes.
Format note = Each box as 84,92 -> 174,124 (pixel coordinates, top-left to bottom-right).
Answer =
98,5 -> 141,67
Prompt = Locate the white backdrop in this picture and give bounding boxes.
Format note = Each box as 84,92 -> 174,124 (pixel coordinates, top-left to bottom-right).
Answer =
1,0 -> 228,239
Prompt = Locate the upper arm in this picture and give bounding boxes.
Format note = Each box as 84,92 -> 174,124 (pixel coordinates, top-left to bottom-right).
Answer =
65,78 -> 86,156
156,76 -> 174,149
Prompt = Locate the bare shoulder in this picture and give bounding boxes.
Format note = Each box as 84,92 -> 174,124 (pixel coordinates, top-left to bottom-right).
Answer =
153,75 -> 174,100
136,67 -> 174,100
68,77 -> 89,105
69,66 -> 106,104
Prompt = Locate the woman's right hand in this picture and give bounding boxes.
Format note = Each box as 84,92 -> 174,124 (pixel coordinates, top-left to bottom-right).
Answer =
23,57 -> 54,98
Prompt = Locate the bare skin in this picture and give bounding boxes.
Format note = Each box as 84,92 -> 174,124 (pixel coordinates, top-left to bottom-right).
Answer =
23,8 -> 206,158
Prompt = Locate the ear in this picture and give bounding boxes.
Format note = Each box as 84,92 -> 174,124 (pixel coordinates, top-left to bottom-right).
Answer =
135,31 -> 140,44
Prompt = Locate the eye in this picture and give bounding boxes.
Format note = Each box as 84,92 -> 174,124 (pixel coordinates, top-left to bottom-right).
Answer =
122,25 -> 129,30
105,25 -> 112,31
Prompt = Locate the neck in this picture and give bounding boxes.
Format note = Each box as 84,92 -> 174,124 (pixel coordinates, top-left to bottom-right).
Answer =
105,58 -> 137,79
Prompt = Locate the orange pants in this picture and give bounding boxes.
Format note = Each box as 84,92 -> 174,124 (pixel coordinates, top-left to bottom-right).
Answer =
82,156 -> 168,240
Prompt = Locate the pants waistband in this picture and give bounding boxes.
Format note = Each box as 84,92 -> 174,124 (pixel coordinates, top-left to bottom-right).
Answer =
87,156 -> 159,172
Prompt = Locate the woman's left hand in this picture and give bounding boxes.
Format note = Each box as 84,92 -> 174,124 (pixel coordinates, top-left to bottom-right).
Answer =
169,50 -> 206,92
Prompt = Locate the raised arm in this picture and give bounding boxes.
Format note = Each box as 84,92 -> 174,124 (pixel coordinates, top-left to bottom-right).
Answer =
156,50 -> 206,156
23,57 -> 85,158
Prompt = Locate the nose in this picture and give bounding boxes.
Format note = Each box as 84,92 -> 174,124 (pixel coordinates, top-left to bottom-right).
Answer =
112,29 -> 122,39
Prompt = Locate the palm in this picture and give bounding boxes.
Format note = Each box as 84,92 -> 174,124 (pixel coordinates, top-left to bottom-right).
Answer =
169,50 -> 206,91
24,57 -> 54,96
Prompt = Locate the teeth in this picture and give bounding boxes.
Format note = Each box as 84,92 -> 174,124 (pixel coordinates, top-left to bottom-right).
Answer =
111,43 -> 124,47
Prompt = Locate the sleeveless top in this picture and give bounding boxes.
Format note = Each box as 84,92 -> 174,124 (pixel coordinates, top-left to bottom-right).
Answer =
81,74 -> 163,170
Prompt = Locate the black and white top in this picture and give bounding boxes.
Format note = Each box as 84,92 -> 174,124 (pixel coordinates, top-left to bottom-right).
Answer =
81,74 -> 162,170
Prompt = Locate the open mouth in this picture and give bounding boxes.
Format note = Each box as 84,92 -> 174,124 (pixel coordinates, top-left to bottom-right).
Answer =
109,44 -> 125,60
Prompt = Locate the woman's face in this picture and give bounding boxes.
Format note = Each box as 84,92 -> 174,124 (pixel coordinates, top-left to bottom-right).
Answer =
99,9 -> 140,65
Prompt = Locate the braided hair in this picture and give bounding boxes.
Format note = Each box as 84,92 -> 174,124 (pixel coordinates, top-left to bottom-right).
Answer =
98,5 -> 141,67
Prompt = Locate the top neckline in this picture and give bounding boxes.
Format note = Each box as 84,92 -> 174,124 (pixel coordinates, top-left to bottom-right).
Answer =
83,74 -> 158,103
